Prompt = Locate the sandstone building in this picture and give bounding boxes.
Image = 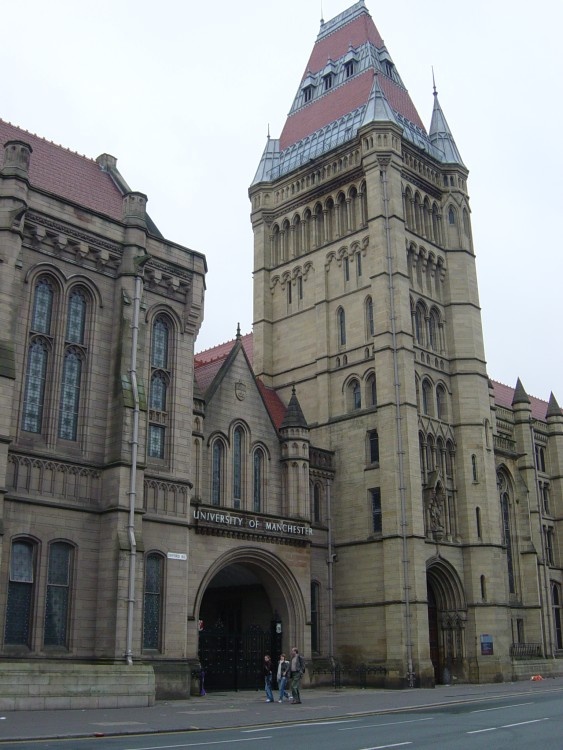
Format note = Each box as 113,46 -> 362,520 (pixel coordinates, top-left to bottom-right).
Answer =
0,0 -> 562,709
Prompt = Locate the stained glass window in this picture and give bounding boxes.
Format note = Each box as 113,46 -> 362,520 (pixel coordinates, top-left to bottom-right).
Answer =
212,442 -> 223,506
253,449 -> 263,512
31,278 -> 53,334
44,542 -> 72,647
150,372 -> 167,411
66,290 -> 86,344
233,427 -> 243,508
151,318 -> 169,369
143,554 -> 163,650
5,540 -> 35,646
22,339 -> 48,433
148,424 -> 165,459
58,349 -> 82,440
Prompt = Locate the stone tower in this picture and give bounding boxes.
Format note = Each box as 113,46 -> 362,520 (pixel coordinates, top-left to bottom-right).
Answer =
249,0 -> 510,685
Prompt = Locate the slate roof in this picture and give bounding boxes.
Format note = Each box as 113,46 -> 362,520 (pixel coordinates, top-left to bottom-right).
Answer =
194,333 -> 288,430
252,0 -> 462,185
0,119 -> 124,220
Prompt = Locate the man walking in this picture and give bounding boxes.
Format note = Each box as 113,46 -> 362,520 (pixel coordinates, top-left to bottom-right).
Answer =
289,646 -> 305,704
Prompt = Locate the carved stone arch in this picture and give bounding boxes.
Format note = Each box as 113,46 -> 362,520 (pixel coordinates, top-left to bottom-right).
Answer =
144,303 -> 183,333
192,546 -> 307,646
24,262 -> 67,290
427,556 -> 467,613
65,274 -> 104,309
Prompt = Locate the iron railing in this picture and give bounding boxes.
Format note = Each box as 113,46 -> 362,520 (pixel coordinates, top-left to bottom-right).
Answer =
510,642 -> 542,660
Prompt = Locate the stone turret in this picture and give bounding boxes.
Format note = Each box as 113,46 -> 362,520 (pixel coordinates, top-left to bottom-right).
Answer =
280,388 -> 310,520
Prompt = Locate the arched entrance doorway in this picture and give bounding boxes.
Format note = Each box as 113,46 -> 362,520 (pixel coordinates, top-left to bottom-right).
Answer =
195,549 -> 305,691
426,557 -> 467,684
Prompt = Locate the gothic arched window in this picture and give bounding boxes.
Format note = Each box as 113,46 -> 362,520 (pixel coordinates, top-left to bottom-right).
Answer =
5,539 -> 37,646
149,316 -> 172,460
499,472 -> 516,594
253,448 -> 265,512
143,552 -> 164,651
233,426 -> 244,509
44,541 -> 73,647
337,308 -> 346,347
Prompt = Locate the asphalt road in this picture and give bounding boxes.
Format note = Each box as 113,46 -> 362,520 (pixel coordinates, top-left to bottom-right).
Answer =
4,685 -> 563,750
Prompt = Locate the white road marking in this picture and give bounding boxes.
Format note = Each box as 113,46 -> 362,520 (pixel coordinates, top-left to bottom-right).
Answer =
243,719 -> 357,732
467,717 -> 549,734
339,717 -> 433,731
471,702 -> 534,713
357,743 -> 412,749
123,737 -> 271,749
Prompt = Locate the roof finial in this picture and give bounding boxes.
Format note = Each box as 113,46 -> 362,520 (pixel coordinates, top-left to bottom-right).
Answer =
320,0 -> 324,25
236,322 -> 241,340
267,123 -> 270,140
432,66 -> 437,96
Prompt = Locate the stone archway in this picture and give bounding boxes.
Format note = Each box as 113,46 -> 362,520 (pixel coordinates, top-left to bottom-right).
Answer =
426,557 -> 467,684
193,548 -> 306,690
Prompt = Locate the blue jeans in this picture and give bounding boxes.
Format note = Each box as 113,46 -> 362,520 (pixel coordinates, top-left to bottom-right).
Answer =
278,674 -> 288,700
265,674 -> 274,701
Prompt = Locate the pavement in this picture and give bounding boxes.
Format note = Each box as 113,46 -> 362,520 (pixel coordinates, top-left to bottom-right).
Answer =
1,677 -> 563,743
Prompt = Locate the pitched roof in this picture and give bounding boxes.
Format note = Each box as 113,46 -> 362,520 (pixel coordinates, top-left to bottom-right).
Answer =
253,1 -> 453,185
491,380 -> 550,421
0,119 -> 124,220
194,333 -> 287,429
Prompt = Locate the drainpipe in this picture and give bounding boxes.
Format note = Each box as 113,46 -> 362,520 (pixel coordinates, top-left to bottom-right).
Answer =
380,161 -> 415,687
326,478 -> 335,666
529,420 -> 553,658
125,272 -> 143,666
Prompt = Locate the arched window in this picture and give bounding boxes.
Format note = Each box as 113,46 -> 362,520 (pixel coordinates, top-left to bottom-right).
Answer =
436,385 -> 447,421
66,288 -> 86,344
476,507 -> 482,539
149,316 -> 172,460
414,304 -> 425,346
212,440 -> 224,506
448,206 -> 456,225
347,379 -> 361,411
356,251 -> 362,278
44,542 -> 73,647
365,296 -> 374,338
499,472 -> 516,594
22,277 -> 55,434
366,373 -> 377,407
552,583 -> 563,650
253,448 -> 265,512
370,487 -> 382,533
143,553 -> 164,651
22,339 -> 49,433
311,582 -> 320,653
5,539 -> 37,646
472,454 -> 478,482
233,426 -> 244,509
312,482 -> 322,523
337,308 -> 346,347
428,310 -> 439,351
480,575 -> 487,601
422,380 -> 432,416
58,349 -> 83,441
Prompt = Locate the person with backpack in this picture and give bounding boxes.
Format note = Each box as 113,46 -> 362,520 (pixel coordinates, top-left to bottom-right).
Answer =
289,646 -> 306,704
277,653 -> 290,702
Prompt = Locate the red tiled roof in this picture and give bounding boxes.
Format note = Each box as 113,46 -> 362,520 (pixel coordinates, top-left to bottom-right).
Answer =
195,333 -> 253,366
303,13 -> 384,77
257,380 -> 287,431
0,119 -> 124,221
280,70 -> 424,150
280,7 -> 425,152
491,380 -> 549,421
194,333 -> 288,429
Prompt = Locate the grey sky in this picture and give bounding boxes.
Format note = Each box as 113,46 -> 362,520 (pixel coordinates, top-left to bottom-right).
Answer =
3,0 -> 561,401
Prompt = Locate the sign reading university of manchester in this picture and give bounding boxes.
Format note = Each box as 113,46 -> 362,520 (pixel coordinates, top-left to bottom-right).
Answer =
192,507 -> 312,538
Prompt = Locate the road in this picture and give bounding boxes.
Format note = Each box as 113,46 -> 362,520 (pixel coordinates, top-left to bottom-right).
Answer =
4,685 -> 563,750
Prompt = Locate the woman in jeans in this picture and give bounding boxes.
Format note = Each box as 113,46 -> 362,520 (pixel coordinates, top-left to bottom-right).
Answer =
277,653 -> 290,702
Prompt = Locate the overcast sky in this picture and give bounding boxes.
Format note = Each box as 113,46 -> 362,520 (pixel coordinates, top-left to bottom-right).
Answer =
3,0 -> 561,402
